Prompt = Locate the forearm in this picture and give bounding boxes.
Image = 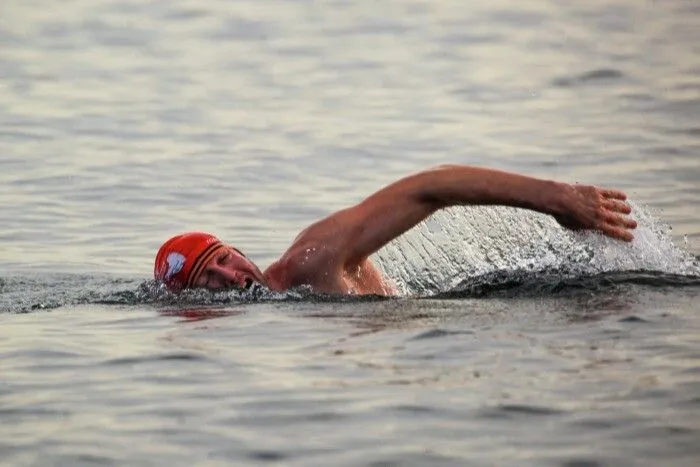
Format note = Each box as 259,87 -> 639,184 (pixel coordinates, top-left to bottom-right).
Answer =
411,164 -> 568,217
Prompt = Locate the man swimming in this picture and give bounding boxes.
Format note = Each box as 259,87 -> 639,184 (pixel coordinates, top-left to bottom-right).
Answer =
154,164 -> 637,295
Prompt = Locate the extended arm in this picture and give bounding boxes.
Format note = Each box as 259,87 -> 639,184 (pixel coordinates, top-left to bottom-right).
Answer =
297,165 -> 636,267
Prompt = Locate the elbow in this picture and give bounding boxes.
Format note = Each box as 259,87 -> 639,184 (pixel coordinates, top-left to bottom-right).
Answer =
413,164 -> 462,208
424,164 -> 462,174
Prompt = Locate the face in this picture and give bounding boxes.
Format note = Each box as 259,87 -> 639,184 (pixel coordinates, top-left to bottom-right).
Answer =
192,245 -> 264,291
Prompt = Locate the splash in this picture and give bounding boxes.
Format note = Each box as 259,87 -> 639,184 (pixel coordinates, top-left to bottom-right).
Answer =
2,203 -> 698,313
0,275 -> 310,314
1,274 -> 391,313
373,203 -> 700,296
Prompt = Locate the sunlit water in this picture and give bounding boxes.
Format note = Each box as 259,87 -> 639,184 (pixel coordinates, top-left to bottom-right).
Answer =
1,0 -> 700,466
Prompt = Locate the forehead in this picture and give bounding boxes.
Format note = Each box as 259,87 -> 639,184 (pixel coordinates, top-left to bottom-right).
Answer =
228,245 -> 246,257
206,245 -> 244,261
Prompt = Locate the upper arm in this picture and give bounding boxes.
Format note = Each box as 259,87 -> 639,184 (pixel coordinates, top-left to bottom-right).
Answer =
294,173 -> 442,268
288,164 -> 568,270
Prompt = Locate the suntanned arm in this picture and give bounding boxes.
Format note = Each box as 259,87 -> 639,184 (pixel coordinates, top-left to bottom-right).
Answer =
296,165 -> 637,268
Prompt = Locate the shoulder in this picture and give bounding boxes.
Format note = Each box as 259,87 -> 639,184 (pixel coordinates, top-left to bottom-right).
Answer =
265,241 -> 342,289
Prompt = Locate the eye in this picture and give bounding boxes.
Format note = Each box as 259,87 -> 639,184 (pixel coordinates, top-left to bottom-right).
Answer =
217,252 -> 231,265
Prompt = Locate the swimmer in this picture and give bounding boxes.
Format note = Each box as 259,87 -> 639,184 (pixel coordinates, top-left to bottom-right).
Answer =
154,165 -> 636,295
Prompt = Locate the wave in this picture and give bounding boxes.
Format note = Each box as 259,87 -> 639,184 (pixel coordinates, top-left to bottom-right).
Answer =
1,268 -> 699,315
435,269 -> 700,299
1,203 -> 698,314
374,203 -> 699,296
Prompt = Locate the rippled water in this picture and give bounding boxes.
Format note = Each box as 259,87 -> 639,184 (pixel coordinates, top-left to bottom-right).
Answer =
2,0 -> 700,465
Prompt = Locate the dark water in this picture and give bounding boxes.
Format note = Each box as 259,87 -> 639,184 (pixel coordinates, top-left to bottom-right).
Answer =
2,0 -> 700,466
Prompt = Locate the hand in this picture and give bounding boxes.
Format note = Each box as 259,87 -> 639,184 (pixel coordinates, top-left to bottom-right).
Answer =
553,184 -> 637,241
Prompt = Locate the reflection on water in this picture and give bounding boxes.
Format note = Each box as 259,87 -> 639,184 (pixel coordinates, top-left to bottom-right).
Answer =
158,307 -> 246,322
2,288 -> 700,465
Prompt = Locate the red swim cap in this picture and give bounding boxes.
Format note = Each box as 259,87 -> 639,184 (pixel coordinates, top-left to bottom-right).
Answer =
154,232 -> 225,291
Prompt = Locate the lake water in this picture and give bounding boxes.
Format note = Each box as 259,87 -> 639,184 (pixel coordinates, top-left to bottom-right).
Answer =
1,0 -> 699,466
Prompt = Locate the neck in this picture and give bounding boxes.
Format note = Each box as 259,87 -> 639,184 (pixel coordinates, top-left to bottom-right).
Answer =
262,267 -> 286,292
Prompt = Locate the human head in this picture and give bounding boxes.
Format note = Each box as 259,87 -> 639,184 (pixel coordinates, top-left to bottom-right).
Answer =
154,232 -> 226,292
155,231 -> 267,293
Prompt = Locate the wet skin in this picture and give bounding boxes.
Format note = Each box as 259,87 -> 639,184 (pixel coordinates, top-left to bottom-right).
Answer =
193,245 -> 395,295
191,165 -> 637,296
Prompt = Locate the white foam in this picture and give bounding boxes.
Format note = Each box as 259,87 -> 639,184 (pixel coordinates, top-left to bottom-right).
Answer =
374,203 -> 699,296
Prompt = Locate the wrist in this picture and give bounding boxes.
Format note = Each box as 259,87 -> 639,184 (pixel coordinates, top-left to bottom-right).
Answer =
541,180 -> 571,217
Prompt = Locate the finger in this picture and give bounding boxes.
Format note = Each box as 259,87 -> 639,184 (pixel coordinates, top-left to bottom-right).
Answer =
603,198 -> 632,214
622,217 -> 637,229
603,211 -> 638,229
601,189 -> 627,200
600,224 -> 635,242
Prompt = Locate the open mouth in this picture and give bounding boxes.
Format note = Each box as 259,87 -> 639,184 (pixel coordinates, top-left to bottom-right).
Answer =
244,277 -> 253,290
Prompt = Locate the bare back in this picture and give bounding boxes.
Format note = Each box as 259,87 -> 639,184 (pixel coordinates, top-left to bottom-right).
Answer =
264,245 -> 395,295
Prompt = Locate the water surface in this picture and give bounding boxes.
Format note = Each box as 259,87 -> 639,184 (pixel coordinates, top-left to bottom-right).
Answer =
1,0 -> 699,465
